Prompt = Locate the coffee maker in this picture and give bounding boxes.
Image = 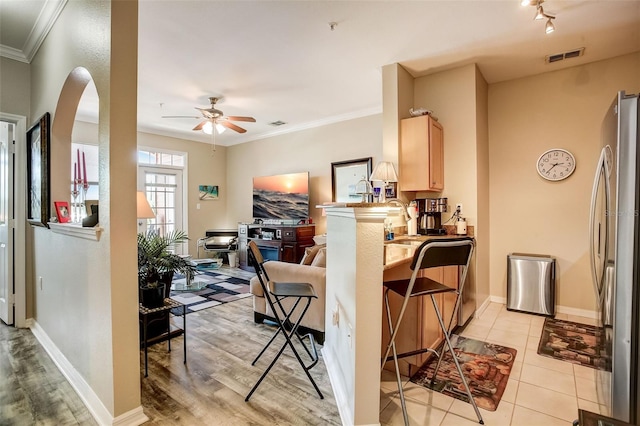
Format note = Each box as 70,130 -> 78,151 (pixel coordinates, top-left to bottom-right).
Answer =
415,197 -> 448,235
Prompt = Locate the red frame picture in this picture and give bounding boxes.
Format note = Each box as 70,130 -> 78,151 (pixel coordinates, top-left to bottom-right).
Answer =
54,201 -> 71,223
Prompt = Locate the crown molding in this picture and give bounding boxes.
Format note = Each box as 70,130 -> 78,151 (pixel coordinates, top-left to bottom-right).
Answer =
0,0 -> 67,63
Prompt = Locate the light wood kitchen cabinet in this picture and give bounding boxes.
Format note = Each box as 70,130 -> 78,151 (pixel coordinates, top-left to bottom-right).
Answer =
382,264 -> 459,376
399,115 -> 444,192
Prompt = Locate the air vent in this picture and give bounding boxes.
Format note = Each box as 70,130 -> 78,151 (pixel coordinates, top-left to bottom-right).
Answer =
268,120 -> 287,126
545,47 -> 585,63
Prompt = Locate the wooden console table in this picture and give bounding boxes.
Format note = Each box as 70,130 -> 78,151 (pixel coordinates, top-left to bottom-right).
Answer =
139,298 -> 187,377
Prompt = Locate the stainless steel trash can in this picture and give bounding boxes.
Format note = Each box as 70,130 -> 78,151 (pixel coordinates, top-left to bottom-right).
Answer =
507,253 -> 556,316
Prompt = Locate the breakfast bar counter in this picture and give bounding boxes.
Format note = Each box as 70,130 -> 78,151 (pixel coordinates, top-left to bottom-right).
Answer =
320,205 -> 473,424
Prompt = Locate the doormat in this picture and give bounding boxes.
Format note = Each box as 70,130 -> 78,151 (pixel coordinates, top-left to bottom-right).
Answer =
537,318 -> 608,370
169,271 -> 251,314
410,335 -> 517,412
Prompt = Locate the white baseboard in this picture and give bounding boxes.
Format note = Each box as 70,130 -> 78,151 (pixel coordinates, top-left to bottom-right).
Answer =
488,296 -> 598,319
322,347 -> 355,426
113,406 -> 148,426
475,296 -> 492,318
29,320 -> 148,426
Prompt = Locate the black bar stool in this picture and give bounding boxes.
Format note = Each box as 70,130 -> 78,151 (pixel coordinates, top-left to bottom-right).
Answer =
381,237 -> 483,425
245,240 -> 323,401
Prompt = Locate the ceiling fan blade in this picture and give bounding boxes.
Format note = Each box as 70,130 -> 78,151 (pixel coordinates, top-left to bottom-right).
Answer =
226,116 -> 256,122
192,121 -> 207,131
162,115 -> 201,119
220,121 -> 247,133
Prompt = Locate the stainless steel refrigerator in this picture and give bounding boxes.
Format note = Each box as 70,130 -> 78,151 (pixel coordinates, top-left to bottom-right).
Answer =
589,90 -> 639,424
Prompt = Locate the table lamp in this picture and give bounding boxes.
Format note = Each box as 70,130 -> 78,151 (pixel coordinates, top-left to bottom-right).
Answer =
137,191 -> 156,232
370,161 -> 398,203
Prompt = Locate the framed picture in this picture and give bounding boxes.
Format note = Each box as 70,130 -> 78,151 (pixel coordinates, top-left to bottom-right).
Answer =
54,201 -> 71,223
27,112 -> 51,227
331,157 -> 372,203
198,185 -> 219,200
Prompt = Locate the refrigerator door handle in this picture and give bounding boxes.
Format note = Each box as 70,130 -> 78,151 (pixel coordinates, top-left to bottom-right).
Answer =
589,148 -> 609,304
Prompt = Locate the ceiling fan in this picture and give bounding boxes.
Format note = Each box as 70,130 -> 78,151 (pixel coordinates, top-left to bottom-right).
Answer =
162,97 -> 256,134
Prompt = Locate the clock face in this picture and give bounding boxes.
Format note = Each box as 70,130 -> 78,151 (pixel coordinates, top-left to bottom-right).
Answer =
537,149 -> 576,181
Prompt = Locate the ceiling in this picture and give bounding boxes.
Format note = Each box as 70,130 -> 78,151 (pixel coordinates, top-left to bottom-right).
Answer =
1,0 -> 639,147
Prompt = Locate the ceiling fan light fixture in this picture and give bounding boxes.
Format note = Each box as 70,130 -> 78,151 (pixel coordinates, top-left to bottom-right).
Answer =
215,123 -> 226,134
202,121 -> 214,134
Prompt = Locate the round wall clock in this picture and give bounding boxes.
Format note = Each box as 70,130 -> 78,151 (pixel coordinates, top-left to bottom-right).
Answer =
537,148 -> 576,181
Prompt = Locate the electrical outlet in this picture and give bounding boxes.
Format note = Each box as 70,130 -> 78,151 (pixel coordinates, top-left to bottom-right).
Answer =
456,203 -> 463,214
39,276 -> 43,290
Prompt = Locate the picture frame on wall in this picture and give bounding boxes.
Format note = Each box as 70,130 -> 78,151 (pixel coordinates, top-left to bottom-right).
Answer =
331,157 -> 373,203
54,201 -> 71,224
199,185 -> 219,200
27,112 -> 51,227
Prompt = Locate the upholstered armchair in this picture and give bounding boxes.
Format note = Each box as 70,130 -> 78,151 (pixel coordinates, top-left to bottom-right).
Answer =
250,245 -> 326,344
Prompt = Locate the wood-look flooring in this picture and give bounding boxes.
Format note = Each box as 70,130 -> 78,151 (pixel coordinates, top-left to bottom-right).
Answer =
1,279 -> 341,425
0,322 -> 97,425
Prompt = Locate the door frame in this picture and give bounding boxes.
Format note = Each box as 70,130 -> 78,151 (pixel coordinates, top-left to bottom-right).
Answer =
1,113 -> 27,328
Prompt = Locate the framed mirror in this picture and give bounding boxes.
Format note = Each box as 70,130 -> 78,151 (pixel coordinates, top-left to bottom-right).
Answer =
331,157 -> 372,203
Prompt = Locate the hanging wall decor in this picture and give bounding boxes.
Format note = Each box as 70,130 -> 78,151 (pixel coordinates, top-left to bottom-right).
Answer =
27,112 -> 51,227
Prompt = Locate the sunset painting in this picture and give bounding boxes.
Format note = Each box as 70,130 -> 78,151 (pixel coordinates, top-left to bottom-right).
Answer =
253,172 -> 309,219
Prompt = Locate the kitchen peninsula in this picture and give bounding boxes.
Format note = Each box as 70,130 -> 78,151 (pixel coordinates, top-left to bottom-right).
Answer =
320,203 -> 471,425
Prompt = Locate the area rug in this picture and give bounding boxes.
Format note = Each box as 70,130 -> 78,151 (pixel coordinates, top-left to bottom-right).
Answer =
169,270 -> 251,314
537,318 -> 608,370
410,335 -> 517,411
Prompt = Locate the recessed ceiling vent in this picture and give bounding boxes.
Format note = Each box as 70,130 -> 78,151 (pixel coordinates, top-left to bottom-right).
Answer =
545,47 -> 585,63
269,120 -> 287,126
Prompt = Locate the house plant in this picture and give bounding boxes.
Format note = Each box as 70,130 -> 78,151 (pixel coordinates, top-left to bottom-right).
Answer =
137,230 -> 196,308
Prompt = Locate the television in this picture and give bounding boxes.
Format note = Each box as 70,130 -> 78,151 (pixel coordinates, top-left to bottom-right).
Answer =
253,172 -> 309,221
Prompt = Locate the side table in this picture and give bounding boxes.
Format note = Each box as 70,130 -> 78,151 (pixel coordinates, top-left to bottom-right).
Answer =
139,298 -> 187,377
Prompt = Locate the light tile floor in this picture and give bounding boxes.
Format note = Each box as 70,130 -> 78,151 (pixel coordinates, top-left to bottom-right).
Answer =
379,302 -> 602,425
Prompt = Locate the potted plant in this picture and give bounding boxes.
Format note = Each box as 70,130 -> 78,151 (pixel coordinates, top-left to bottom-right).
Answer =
137,230 -> 196,308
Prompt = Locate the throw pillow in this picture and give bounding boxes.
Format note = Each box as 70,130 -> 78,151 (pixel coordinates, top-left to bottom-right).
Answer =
301,244 -> 325,265
310,247 -> 326,267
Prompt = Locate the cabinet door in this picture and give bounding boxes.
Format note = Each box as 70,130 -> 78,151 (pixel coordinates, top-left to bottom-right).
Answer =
417,267 -> 444,366
281,243 -> 297,263
399,115 -> 444,192
440,265 -> 459,332
428,119 -> 444,191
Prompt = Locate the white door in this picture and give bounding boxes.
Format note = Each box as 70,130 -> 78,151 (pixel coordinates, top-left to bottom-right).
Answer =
0,121 -> 14,325
138,166 -> 186,254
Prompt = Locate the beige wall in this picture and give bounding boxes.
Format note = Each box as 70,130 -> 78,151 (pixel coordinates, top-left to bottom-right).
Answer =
28,0 -> 142,421
226,114 -> 383,234
489,52 -> 640,313
0,57 -> 30,119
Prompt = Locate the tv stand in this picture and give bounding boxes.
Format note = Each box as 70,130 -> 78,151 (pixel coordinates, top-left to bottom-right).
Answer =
237,223 -> 315,270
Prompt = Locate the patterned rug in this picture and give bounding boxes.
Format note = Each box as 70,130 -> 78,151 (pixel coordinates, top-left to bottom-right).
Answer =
537,318 -> 608,370
169,270 -> 252,314
410,335 -> 517,411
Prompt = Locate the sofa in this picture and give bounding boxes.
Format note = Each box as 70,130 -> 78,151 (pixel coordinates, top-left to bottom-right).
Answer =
250,245 -> 326,344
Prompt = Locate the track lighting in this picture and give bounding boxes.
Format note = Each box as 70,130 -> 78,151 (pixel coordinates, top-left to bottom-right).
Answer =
524,0 -> 557,34
545,16 -> 555,34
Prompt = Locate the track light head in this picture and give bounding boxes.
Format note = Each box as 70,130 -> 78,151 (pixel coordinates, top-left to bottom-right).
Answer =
535,5 -> 545,20
545,16 -> 556,33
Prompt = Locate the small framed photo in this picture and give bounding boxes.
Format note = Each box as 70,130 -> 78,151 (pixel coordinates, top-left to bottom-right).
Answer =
54,201 -> 71,223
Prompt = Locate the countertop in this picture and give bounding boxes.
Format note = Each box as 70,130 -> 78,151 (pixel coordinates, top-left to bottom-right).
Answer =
383,234 -> 473,270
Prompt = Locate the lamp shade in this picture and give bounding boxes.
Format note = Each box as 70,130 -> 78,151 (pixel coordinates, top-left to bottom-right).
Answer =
370,161 -> 398,183
137,191 -> 155,219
